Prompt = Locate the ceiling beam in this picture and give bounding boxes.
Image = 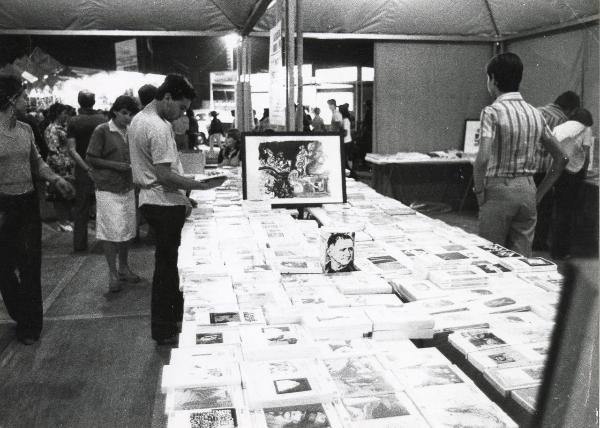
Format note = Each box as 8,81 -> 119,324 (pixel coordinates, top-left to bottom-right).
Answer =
0,29 -> 234,37
241,0 -> 273,36
499,14 -> 599,42
249,31 -> 498,43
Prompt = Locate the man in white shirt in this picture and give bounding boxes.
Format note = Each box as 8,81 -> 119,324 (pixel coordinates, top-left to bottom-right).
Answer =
550,107 -> 593,259
128,74 -> 226,345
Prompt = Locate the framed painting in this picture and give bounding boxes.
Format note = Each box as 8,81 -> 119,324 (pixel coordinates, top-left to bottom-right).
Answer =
242,132 -> 346,206
462,119 -> 481,155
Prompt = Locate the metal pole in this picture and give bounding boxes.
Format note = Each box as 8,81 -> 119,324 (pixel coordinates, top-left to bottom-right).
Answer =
295,0 -> 304,132
286,0 -> 296,131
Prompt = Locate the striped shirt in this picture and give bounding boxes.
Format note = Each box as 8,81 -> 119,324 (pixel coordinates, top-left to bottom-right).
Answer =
480,92 -> 553,178
535,103 -> 568,172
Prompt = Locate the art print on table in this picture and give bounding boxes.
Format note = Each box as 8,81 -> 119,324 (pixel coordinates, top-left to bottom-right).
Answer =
342,394 -> 411,421
172,387 -> 235,410
466,331 -> 506,348
273,378 -> 312,394
320,230 -> 357,273
463,119 -> 481,155
210,312 -> 241,324
263,403 -> 331,428
188,408 -> 238,428
243,133 -> 346,206
325,356 -> 393,396
196,333 -> 224,345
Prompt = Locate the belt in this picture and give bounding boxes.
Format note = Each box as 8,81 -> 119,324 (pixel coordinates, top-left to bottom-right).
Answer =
485,176 -> 534,185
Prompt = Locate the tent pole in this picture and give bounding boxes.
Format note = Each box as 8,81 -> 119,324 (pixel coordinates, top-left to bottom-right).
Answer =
285,0 -> 296,131
295,0 -> 304,132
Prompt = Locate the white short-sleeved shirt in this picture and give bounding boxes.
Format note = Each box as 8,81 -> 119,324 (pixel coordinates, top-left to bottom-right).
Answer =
342,118 -> 352,143
553,120 -> 592,173
128,101 -> 189,207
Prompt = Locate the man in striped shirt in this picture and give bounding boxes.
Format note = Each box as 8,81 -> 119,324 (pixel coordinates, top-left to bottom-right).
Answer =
533,91 -> 580,251
473,53 -> 568,257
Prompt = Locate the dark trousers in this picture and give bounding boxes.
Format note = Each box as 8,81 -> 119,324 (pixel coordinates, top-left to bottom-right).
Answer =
0,191 -> 43,339
551,169 -> 585,258
73,169 -> 94,251
533,172 -> 553,250
140,204 -> 186,340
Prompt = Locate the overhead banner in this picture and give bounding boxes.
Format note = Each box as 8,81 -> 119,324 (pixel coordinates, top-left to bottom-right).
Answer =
268,21 -> 286,127
115,39 -> 138,71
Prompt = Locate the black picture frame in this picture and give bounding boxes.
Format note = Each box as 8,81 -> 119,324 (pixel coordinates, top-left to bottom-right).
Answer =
241,131 -> 347,208
462,119 -> 481,155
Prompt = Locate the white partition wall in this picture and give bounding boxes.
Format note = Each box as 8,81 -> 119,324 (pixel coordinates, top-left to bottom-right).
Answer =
373,42 -> 493,154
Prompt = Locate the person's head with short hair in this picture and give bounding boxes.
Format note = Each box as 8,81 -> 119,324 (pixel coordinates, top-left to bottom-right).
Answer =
339,104 -> 351,120
0,75 -> 27,114
486,52 -> 523,96
326,233 -> 355,271
209,110 -> 219,118
154,74 -> 196,121
109,95 -> 140,128
230,109 -> 235,117
554,91 -> 581,116
570,107 -> 594,127
137,84 -> 157,107
77,90 -> 96,109
47,102 -> 70,124
225,128 -> 241,150
327,99 -> 337,112
313,107 -> 321,116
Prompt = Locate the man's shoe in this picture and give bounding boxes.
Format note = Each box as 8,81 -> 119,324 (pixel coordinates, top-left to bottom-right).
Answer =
118,271 -> 141,283
109,278 -> 123,293
17,335 -> 38,345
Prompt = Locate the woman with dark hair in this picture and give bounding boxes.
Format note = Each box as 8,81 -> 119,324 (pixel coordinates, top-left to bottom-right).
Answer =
44,102 -> 75,231
0,75 -> 74,344
218,128 -> 242,167
86,95 -> 140,292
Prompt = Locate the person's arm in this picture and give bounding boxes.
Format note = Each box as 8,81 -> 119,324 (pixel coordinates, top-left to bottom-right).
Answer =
473,108 -> 493,206
30,141 -> 75,199
473,137 -> 491,206
582,146 -> 591,178
154,163 -> 227,191
67,137 -> 93,177
535,127 -> 569,203
87,154 -> 130,171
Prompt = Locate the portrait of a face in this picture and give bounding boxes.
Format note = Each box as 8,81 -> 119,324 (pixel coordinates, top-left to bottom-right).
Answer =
324,232 -> 356,273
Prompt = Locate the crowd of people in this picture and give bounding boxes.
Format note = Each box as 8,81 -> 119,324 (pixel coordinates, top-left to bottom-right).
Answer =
0,56 -> 594,346
0,74 -> 226,345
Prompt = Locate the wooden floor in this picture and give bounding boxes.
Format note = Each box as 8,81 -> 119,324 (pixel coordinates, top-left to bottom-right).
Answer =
0,224 -> 170,428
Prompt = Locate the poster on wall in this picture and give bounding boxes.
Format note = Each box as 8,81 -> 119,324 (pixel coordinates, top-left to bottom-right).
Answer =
115,39 -> 138,71
242,133 -> 346,206
269,21 -> 286,127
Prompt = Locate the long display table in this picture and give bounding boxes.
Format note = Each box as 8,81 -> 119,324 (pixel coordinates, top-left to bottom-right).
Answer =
157,168 -> 563,428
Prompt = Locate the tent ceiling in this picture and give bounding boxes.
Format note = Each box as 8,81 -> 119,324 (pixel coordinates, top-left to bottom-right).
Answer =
0,0 -> 597,39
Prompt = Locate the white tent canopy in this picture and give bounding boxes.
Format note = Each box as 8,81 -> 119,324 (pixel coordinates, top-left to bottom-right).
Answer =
0,0 -> 596,39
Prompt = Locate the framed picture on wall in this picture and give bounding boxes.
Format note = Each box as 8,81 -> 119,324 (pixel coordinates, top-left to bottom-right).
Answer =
242,132 -> 346,207
463,119 -> 481,155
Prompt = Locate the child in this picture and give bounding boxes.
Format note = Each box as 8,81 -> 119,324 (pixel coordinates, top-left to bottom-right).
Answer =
550,107 -> 594,259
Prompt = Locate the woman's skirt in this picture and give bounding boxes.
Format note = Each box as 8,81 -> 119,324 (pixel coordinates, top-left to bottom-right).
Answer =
95,189 -> 136,242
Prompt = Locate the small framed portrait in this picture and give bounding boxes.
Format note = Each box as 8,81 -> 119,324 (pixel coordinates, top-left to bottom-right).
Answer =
320,230 -> 357,273
463,119 -> 481,155
242,132 -> 346,207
